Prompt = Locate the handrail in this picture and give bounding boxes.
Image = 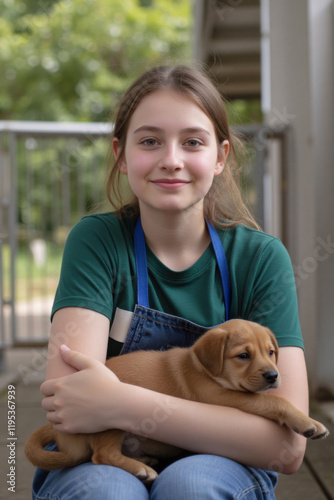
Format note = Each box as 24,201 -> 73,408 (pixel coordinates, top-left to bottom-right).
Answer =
0,121 -> 113,137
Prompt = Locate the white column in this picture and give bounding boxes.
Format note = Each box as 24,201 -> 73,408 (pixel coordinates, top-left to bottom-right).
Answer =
261,0 -> 318,391
308,0 -> 334,394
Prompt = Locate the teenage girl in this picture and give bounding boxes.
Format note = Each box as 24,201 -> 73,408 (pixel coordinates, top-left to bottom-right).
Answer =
32,65 -> 307,500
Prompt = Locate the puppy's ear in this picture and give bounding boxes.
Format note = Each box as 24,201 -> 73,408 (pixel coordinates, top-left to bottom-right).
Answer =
192,327 -> 229,377
267,328 -> 279,362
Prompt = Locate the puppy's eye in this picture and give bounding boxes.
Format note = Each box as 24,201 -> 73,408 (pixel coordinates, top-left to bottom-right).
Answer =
237,353 -> 250,360
269,350 -> 274,356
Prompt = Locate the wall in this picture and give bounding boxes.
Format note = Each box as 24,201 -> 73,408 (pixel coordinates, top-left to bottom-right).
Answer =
261,0 -> 334,394
308,0 -> 334,394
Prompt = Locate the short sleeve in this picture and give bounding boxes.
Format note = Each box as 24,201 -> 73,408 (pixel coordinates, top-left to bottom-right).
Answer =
51,216 -> 116,321
246,238 -> 303,349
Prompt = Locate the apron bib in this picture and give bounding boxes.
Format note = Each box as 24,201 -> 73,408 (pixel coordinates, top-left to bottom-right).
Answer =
120,218 -> 231,355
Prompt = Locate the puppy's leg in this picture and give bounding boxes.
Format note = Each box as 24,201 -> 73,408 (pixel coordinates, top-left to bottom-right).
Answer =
221,392 -> 329,439
90,429 -> 158,484
265,397 -> 329,439
121,433 -> 183,470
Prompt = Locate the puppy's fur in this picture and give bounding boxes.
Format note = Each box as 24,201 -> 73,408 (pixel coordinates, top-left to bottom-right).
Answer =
25,319 -> 329,483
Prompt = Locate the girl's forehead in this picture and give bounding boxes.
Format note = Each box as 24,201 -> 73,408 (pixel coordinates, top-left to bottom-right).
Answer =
127,89 -> 215,133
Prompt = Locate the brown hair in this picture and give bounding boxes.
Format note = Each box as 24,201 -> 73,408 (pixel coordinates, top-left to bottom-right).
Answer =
106,65 -> 260,230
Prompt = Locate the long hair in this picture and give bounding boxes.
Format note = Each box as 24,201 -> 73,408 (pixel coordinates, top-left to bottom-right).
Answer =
106,65 -> 260,230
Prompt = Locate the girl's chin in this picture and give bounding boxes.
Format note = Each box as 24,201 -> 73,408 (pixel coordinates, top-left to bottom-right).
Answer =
139,199 -> 204,215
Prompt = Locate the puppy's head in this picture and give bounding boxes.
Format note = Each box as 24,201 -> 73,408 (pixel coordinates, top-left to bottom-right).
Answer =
192,319 -> 280,392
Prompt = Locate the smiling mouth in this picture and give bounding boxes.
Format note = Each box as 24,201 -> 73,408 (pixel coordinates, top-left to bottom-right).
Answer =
151,179 -> 190,189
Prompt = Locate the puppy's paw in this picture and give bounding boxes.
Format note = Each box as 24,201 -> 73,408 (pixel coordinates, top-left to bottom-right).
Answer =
296,420 -> 329,440
310,423 -> 329,440
301,424 -> 317,438
135,465 -> 158,484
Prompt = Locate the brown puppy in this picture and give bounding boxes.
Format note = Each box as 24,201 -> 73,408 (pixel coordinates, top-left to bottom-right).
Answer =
25,319 -> 329,483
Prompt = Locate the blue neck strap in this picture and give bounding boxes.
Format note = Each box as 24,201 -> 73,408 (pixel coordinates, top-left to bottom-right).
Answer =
134,218 -> 231,321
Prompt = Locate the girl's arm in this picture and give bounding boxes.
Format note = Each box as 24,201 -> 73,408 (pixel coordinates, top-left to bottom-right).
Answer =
42,307 -> 137,433
44,307 -> 110,380
41,310 -> 307,474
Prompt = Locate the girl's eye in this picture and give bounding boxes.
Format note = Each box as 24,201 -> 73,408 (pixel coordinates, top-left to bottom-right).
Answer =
141,138 -> 159,147
237,353 -> 250,360
184,139 -> 202,148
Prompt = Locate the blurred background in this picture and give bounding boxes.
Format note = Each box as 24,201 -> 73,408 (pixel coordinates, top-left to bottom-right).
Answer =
0,1 -> 334,498
1,0 -> 333,396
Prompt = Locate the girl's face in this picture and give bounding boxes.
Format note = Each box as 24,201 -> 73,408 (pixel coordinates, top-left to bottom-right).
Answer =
113,90 -> 229,217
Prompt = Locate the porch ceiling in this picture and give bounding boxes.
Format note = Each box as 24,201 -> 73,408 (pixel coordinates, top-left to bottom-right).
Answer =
194,0 -> 261,100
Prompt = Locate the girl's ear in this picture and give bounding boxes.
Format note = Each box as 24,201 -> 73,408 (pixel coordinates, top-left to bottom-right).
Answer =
112,138 -> 127,174
214,140 -> 229,176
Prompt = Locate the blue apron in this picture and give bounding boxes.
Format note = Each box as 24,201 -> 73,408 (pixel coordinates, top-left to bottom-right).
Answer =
120,218 -> 231,355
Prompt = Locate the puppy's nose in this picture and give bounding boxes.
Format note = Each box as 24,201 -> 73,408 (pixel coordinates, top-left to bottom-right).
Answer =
263,370 -> 278,385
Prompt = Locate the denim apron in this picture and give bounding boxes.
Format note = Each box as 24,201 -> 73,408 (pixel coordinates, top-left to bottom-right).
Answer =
120,217 -> 231,355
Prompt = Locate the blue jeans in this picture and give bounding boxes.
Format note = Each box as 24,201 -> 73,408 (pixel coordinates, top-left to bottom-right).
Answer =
32,450 -> 278,499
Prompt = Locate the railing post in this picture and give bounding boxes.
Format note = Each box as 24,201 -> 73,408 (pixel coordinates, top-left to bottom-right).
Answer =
253,131 -> 267,229
0,130 -> 5,369
8,132 -> 17,345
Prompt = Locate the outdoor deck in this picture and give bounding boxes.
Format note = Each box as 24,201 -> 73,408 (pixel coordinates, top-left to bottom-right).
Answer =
0,347 -> 333,500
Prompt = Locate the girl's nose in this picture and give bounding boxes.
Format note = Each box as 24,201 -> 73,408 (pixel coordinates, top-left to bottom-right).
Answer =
158,144 -> 184,171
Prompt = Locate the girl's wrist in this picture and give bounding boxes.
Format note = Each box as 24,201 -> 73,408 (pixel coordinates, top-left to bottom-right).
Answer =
111,382 -> 182,438
107,381 -> 146,432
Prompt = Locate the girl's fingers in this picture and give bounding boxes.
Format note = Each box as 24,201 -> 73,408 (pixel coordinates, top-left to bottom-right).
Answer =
40,395 -> 62,424
40,346 -> 97,396
40,379 -> 55,397
46,412 -> 62,425
41,396 -> 55,412
59,344 -> 96,371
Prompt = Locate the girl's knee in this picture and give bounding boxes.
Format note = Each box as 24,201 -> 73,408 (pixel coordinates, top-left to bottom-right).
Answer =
150,455 -> 277,500
151,455 -> 225,499
33,463 -> 149,500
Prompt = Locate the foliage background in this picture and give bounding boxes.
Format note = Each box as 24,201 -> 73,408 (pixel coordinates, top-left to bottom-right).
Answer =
1,0 -> 260,232
0,0 -> 192,122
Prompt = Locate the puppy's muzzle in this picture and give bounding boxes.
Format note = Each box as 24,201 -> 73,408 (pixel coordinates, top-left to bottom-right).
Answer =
262,370 -> 279,385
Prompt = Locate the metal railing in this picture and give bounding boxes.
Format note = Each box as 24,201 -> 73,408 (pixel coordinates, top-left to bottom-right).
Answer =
0,120 -> 289,350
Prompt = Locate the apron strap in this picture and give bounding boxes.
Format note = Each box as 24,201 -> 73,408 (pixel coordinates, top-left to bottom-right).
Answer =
134,218 -> 150,308
206,221 -> 231,321
134,218 -> 231,320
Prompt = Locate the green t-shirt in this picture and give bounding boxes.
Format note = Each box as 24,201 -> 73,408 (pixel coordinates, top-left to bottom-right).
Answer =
52,212 -> 303,357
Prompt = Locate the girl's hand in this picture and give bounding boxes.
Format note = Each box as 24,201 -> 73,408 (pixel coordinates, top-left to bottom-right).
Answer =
40,345 -> 123,434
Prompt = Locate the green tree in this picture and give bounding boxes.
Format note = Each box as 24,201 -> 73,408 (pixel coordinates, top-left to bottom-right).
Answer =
0,0 -> 192,121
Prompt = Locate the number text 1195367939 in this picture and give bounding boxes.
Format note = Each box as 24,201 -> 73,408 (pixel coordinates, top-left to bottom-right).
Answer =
7,385 -> 16,493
